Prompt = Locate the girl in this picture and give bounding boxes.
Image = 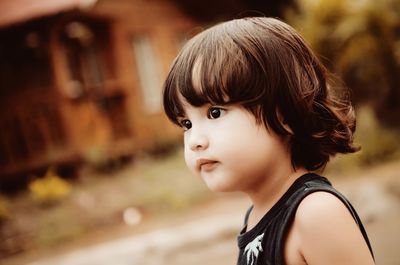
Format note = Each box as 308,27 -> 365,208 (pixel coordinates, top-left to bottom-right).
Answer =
163,17 -> 375,265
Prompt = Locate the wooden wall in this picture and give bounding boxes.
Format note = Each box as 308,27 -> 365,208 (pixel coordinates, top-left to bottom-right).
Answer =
0,0 -> 197,179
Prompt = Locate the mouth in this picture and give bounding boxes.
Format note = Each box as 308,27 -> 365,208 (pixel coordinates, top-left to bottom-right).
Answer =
196,159 -> 219,172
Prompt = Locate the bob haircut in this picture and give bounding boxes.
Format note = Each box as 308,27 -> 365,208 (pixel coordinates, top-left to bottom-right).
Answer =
163,17 -> 358,171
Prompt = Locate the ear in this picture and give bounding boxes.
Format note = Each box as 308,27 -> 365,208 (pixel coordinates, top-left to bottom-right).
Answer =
277,109 -> 294,135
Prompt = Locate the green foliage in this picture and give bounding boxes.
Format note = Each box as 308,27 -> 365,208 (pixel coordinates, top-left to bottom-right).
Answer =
287,0 -> 400,126
354,106 -> 400,164
327,105 -> 400,174
29,168 -> 71,204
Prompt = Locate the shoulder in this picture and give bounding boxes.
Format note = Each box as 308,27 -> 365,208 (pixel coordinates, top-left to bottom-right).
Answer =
296,191 -> 348,224
290,191 -> 374,265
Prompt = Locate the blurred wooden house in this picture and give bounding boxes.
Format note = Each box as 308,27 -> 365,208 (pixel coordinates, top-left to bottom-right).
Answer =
0,0 -> 196,181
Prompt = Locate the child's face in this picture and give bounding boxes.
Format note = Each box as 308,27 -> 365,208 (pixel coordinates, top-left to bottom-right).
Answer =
179,100 -> 290,193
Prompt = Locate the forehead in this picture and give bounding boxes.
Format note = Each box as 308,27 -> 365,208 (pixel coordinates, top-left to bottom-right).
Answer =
191,59 -> 203,94
177,92 -> 190,110
176,90 -> 198,118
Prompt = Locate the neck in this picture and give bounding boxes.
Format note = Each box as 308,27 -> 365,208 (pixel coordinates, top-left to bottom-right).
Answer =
245,166 -> 308,230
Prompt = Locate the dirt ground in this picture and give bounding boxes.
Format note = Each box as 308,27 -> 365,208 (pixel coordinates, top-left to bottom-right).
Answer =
3,159 -> 400,265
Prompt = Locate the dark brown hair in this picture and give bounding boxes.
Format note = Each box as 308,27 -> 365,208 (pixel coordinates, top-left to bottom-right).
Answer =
163,17 -> 359,171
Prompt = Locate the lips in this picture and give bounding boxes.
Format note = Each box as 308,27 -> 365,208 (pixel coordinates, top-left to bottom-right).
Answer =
196,159 -> 218,171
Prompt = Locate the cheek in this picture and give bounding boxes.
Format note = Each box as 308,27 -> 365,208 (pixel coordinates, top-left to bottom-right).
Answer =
221,128 -> 279,166
183,147 -> 190,167
183,142 -> 196,173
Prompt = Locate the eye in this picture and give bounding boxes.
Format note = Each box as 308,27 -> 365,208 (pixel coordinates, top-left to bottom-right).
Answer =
208,107 -> 226,119
179,119 -> 192,131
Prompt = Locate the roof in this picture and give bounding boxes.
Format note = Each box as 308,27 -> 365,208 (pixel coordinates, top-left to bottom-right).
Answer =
0,0 -> 98,27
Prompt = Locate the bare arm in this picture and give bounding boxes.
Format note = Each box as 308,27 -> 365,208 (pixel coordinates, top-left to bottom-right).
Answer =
292,191 -> 375,265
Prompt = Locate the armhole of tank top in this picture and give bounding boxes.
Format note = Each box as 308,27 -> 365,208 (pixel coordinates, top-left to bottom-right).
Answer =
293,187 -> 375,260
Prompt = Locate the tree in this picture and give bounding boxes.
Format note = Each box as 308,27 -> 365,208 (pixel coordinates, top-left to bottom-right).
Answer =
287,0 -> 400,127
170,0 -> 295,23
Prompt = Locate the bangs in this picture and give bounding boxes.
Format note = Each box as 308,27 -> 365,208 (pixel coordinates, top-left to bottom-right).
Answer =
163,20 -> 268,125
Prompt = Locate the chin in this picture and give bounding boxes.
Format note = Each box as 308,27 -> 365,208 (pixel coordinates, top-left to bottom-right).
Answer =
205,180 -> 235,193
201,172 -> 236,192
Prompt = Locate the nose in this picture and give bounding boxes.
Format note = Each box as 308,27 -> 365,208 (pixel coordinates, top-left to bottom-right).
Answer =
187,128 -> 209,151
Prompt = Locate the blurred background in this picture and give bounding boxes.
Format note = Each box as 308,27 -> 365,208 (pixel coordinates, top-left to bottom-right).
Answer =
0,0 -> 399,264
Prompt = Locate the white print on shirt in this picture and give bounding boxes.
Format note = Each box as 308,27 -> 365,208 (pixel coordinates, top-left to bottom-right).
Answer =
244,233 -> 264,265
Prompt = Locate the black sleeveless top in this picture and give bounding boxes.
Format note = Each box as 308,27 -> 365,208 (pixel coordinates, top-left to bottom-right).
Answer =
236,173 -> 374,265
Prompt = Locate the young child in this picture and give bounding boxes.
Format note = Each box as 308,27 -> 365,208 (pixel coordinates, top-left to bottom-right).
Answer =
163,17 -> 375,265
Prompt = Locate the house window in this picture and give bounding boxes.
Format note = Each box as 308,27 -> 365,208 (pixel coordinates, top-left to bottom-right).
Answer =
132,35 -> 162,113
0,30 -> 52,96
63,21 -> 106,98
62,20 -> 130,139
